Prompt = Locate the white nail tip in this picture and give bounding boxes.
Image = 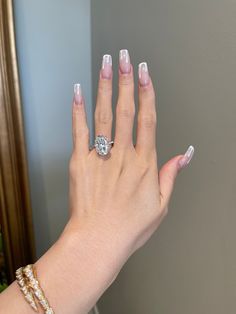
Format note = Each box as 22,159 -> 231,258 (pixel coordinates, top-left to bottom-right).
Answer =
102,54 -> 112,68
119,49 -> 130,62
184,145 -> 195,164
139,62 -> 148,71
74,83 -> 82,95
138,62 -> 149,79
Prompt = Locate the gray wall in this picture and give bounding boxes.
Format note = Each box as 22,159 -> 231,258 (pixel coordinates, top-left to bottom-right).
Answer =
91,0 -> 236,313
13,0 -> 93,258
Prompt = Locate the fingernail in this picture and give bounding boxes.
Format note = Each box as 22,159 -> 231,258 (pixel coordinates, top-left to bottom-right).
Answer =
138,62 -> 150,86
119,49 -> 131,74
178,145 -> 195,169
101,54 -> 112,79
74,83 -> 83,105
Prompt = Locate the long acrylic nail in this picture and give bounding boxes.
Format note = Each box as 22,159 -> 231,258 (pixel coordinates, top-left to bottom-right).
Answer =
178,145 -> 195,169
119,49 -> 131,74
74,83 -> 83,105
138,62 -> 150,86
101,54 -> 112,79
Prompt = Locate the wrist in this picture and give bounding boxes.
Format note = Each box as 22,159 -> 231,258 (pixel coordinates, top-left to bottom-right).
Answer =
64,216 -> 133,269
34,217 -> 130,314
62,215 -> 134,265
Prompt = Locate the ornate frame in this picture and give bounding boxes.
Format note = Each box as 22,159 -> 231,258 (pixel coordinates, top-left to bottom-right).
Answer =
0,0 -> 35,283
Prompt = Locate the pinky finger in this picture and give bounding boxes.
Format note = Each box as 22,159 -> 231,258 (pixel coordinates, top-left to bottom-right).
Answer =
159,145 -> 195,209
72,83 -> 90,156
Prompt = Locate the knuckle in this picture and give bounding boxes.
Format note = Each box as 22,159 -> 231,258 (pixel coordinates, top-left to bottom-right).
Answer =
95,110 -> 112,125
116,106 -> 135,119
69,153 -> 86,178
138,114 -> 156,128
69,155 -> 77,176
119,75 -> 134,86
98,80 -> 112,94
148,152 -> 158,169
73,125 -> 89,138
140,85 -> 156,99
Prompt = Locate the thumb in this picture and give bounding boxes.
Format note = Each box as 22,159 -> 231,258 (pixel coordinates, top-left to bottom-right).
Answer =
159,145 -> 194,209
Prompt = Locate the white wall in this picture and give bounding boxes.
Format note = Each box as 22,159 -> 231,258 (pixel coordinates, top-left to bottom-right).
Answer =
13,0 -> 93,257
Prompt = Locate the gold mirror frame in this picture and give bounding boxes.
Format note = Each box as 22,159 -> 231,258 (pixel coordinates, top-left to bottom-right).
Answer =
0,0 -> 35,283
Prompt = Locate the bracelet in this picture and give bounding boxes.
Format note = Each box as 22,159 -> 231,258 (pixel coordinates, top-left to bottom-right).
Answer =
15,267 -> 38,312
15,264 -> 54,314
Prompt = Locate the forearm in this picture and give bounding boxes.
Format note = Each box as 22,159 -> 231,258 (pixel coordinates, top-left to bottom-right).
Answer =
0,218 -> 130,314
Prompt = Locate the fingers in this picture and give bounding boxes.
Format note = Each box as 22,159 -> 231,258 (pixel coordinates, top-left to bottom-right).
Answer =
72,84 -> 90,156
114,49 -> 135,148
94,54 -> 113,140
135,62 -> 157,160
94,52 -> 156,155
159,146 -> 195,209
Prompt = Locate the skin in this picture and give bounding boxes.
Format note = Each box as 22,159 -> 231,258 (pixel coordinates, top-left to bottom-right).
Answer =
0,52 -> 192,314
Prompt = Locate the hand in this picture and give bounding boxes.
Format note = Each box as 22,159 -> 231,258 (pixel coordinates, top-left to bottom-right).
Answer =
0,50 -> 194,314
68,50 -> 194,259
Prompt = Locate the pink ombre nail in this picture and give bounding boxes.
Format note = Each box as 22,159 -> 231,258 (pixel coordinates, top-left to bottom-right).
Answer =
119,49 -> 131,74
101,54 -> 112,79
178,145 -> 195,169
138,62 -> 150,86
74,83 -> 83,105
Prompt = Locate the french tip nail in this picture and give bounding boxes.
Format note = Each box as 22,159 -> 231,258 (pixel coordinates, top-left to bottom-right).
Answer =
119,49 -> 129,60
185,145 -> 195,160
73,83 -> 83,105
101,54 -> 112,79
119,49 -> 131,74
178,145 -> 195,169
119,48 -> 128,54
102,54 -> 112,68
138,62 -> 148,71
138,62 -> 150,86
74,83 -> 81,93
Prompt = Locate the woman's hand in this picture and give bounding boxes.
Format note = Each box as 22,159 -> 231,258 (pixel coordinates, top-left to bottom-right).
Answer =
68,50 -> 194,260
0,50 -> 194,314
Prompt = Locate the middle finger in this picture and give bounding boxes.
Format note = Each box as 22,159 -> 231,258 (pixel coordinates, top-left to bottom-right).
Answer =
114,49 -> 135,149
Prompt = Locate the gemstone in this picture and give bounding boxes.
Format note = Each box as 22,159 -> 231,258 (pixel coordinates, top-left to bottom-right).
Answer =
40,299 -> 48,308
25,294 -> 32,301
31,303 -> 38,311
19,279 -> 25,286
16,267 -> 22,274
35,289 -> 43,299
94,135 -> 112,156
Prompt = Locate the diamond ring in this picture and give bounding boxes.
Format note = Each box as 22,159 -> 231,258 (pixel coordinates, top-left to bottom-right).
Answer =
93,135 -> 114,156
